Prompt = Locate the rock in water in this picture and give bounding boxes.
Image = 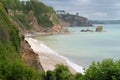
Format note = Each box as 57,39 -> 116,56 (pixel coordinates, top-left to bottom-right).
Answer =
81,29 -> 94,32
96,26 -> 106,32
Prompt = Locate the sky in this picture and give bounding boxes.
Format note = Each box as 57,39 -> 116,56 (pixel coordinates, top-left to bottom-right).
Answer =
21,0 -> 120,20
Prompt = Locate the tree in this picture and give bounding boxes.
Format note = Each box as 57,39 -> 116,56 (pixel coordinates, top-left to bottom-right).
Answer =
54,64 -> 75,80
45,70 -> 56,80
83,59 -> 120,80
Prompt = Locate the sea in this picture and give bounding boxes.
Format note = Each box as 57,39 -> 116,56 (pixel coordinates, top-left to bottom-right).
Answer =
35,24 -> 120,69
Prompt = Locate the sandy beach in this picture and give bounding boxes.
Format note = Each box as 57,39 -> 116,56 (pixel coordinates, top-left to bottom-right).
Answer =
25,37 -> 84,74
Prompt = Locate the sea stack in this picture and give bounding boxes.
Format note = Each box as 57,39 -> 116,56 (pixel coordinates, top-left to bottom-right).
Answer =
96,25 -> 106,32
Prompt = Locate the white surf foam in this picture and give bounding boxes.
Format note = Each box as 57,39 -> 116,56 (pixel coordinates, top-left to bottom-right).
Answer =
25,37 -> 84,74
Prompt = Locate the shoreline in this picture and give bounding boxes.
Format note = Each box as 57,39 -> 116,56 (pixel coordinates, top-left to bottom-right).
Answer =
25,37 -> 84,74
24,31 -> 71,37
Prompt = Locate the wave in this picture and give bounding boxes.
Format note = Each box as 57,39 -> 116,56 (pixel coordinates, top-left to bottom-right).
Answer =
25,37 -> 84,74
40,41 -> 84,73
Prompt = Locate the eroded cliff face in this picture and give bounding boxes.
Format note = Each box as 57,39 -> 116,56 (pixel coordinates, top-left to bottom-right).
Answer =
3,0 -> 68,71
25,10 -> 41,32
9,10 -> 63,33
4,0 -> 64,34
10,9 -> 65,71
20,36 -> 43,70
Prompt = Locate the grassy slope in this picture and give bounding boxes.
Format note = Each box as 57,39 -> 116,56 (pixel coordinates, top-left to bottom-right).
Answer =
1,0 -> 59,31
0,2 -> 44,80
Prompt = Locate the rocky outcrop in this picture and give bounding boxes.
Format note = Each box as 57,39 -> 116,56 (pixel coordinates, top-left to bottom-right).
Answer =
80,26 -> 106,32
58,14 -> 93,27
81,29 -> 94,32
26,10 -> 41,32
96,26 -> 106,32
20,36 -> 43,70
7,0 -> 65,34
9,9 -> 67,34
58,17 -> 71,27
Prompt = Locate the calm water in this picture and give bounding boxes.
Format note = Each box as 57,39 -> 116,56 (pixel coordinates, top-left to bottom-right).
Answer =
35,24 -> 120,68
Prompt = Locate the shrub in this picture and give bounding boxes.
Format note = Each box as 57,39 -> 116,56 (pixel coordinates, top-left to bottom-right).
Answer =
83,59 -> 120,80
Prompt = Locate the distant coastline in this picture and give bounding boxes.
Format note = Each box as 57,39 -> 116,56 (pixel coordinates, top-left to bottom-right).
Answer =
90,20 -> 120,24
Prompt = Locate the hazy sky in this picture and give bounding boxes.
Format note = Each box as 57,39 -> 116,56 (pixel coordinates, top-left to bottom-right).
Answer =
21,0 -> 120,20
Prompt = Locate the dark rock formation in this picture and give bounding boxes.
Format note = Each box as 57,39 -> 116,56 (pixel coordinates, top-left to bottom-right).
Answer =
80,26 -> 106,32
81,29 -> 94,32
58,14 -> 93,27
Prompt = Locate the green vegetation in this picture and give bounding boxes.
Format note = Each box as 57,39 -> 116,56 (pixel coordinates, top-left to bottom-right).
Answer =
1,0 -> 120,80
84,58 -> 120,80
45,59 -> 120,80
96,25 -> 103,32
25,0 -> 54,27
11,13 -> 32,29
1,0 -> 59,29
45,65 -> 75,80
0,2 -> 20,51
1,0 -> 22,10
0,2 -> 44,80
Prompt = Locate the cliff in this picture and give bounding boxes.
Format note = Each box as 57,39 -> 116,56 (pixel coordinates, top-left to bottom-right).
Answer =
1,0 -> 65,71
58,14 -> 93,27
2,0 -> 64,33
20,36 -> 43,70
1,0 -> 61,71
0,0 -> 81,79
0,2 -> 45,79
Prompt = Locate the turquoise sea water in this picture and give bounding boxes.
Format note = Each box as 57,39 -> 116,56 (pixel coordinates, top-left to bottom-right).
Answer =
35,24 -> 120,68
